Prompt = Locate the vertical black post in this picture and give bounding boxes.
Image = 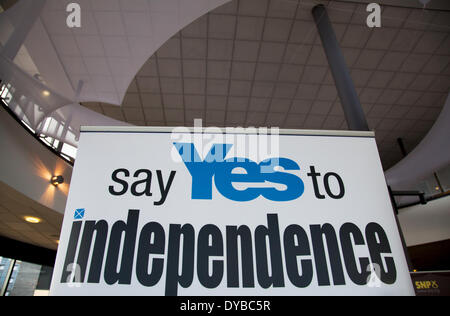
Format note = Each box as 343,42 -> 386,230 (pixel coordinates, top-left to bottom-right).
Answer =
312,5 -> 369,131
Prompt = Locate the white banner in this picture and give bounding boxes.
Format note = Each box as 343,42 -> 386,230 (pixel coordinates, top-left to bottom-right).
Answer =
50,127 -> 415,296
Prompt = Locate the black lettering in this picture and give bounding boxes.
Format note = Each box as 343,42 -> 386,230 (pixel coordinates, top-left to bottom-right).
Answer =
310,224 -> 345,286
283,224 -> 313,288
323,172 -> 345,199
307,166 -> 325,199
136,221 -> 165,286
165,224 -> 195,296
197,224 -> 223,288
109,168 -> 129,196
104,210 -> 139,285
130,169 -> 153,196
77,220 -> 108,283
226,225 -> 254,288
365,222 -> 397,284
61,221 -> 82,283
254,214 -> 284,288
339,223 -> 370,285
154,170 -> 176,206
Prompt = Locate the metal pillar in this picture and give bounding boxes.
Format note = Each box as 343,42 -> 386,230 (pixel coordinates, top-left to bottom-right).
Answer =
312,5 -> 369,131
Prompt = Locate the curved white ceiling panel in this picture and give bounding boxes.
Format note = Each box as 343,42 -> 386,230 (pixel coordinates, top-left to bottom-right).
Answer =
6,0 -> 231,106
385,92 -> 450,189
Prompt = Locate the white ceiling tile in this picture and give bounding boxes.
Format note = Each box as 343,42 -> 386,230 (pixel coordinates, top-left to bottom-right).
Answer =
226,111 -> 246,125
227,97 -> 249,111
140,93 -> 162,108
414,32 -> 447,54
182,38 -> 206,59
249,97 -> 270,112
405,106 -> 427,119
386,105 -> 410,119
404,9 -> 437,30
301,66 -> 328,84
163,94 -> 183,108
303,114 -> 325,129
307,46 -> 328,66
233,41 -> 260,62
390,29 -> 422,52
310,100 -> 333,115
350,69 -> 373,87
359,88 -> 383,103
341,48 -> 361,67
122,93 -> 141,107
295,83 -> 320,100
389,72 -> 416,89
94,11 -> 126,36
212,0 -> 239,15
316,85 -> 338,101
273,83 -> 297,99
206,110 -> 226,124
165,109 -> 184,123
258,42 -> 285,63
157,38 -> 181,58
322,115 -> 345,130
229,80 -> 252,97
252,82 -> 274,98
284,114 -> 306,128
185,95 -> 205,110
366,28 -> 398,50
284,44 -> 312,65
340,25 -> 371,48
160,77 -> 183,94
263,18 -> 292,42
122,12 -> 152,37
421,55 -> 450,74
236,16 -> 265,41
400,53 -> 431,72
144,108 -> 164,121
120,0 -> 149,12
265,112 -> 285,126
207,79 -> 229,95
254,63 -> 279,81
409,74 -> 437,91
238,0 -> 269,17
269,99 -> 291,113
278,64 -> 303,82
416,92 -> 446,107
354,50 -> 385,69
185,109 -> 205,122
267,0 -> 297,18
157,59 -> 182,77
83,57 -> 111,76
182,15 -> 207,38
377,52 -> 408,71
327,1 -> 356,23
183,59 -> 206,78
137,77 -> 160,93
75,35 -> 105,57
206,95 -> 227,109
231,62 -> 256,80
184,78 -> 206,95
381,7 -> 412,28
367,71 -> 394,89
208,14 -> 236,39
52,35 -> 81,56
246,112 -> 266,126
368,104 -> 391,118
289,20 -> 317,44
138,59 -> 158,76
377,89 -> 402,105
124,107 -> 144,121
290,99 -> 312,114
208,39 -> 234,60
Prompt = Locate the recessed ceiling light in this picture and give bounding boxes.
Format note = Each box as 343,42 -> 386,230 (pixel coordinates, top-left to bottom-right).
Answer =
24,216 -> 41,224
51,175 -> 64,186
42,90 -> 50,97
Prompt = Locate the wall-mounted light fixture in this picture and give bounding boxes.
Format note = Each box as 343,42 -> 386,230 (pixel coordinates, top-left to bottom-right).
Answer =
50,175 -> 64,186
24,216 -> 41,224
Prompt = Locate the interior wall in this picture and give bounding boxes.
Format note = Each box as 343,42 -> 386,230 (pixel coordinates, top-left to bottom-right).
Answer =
0,106 -> 72,213
399,195 -> 450,247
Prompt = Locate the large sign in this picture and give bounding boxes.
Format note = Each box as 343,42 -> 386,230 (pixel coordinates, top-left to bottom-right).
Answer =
50,126 -> 415,296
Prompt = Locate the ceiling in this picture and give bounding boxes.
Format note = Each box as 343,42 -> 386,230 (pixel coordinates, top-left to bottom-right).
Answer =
81,0 -> 450,170
0,181 -> 62,250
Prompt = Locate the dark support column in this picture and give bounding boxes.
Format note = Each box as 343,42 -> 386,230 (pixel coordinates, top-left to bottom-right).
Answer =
312,4 -> 369,131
